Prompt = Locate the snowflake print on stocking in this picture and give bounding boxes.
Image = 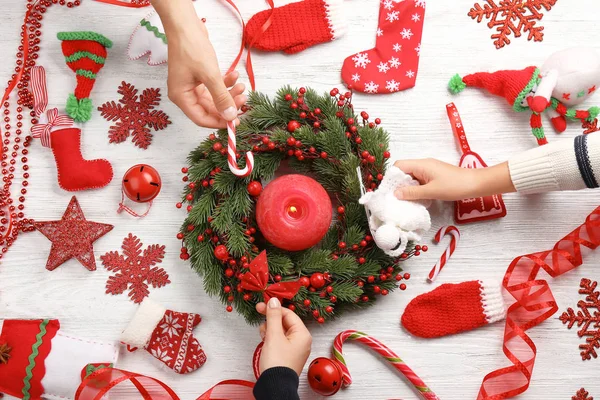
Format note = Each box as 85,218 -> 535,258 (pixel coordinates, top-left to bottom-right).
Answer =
101,234 -> 170,303
468,0 -> 557,49
121,300 -> 207,374
98,82 -> 171,149
342,0 -> 425,94
560,278 -> 600,361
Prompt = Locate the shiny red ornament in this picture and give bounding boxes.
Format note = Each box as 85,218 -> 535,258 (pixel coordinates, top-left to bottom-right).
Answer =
122,164 -> 161,203
287,120 -> 301,133
247,181 -> 262,197
299,276 -> 311,288
310,272 -> 326,289
214,245 -> 229,261
307,357 -> 343,396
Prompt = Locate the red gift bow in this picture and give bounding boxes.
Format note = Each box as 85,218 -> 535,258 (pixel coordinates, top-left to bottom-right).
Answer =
240,251 -> 302,302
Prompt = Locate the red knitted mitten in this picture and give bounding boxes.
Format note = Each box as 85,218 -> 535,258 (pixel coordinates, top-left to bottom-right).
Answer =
120,300 -> 207,374
341,0 -> 425,94
245,0 -> 346,54
48,127 -> 113,191
401,280 -> 506,338
58,31 -> 112,122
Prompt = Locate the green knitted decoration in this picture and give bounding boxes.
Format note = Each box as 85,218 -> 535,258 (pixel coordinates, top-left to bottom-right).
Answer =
66,94 -> 93,122
448,74 -> 466,94
588,106 -> 600,121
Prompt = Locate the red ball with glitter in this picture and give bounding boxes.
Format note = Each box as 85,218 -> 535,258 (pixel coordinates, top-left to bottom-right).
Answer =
122,164 -> 161,203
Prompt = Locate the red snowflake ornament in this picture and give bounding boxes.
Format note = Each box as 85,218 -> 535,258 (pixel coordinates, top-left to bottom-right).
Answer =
98,81 -> 171,149
559,278 -> 600,361
468,0 -> 558,49
101,233 -> 170,303
573,388 -> 594,400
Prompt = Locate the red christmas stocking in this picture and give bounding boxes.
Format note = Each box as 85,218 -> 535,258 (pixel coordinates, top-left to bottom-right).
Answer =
245,0 -> 346,54
341,0 -> 425,94
42,127 -> 113,192
401,280 -> 506,338
120,299 -> 207,374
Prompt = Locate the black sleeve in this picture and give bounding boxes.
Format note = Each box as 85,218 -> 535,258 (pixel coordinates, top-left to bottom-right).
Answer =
253,366 -> 300,400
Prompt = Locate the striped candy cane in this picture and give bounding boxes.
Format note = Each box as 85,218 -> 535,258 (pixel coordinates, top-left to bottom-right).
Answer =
227,121 -> 254,177
427,225 -> 460,282
332,330 -> 440,400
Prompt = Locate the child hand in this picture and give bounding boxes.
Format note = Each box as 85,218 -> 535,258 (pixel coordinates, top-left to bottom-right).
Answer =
256,298 -> 312,376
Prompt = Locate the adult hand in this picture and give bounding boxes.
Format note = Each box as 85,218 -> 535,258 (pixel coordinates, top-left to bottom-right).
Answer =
153,0 -> 247,128
394,159 -> 515,201
256,298 -> 312,376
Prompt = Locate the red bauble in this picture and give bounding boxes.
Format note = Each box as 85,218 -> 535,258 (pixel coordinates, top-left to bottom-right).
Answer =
310,272 -> 326,289
287,120 -> 301,132
256,175 -> 332,251
122,164 -> 161,203
299,276 -> 311,288
214,245 -> 229,261
307,357 -> 343,396
247,181 -> 262,197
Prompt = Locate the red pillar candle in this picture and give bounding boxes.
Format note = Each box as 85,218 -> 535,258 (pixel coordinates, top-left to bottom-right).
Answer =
256,174 -> 332,251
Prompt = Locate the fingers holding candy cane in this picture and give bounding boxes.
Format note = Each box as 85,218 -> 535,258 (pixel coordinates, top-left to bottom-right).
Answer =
427,225 -> 460,282
227,121 -> 254,177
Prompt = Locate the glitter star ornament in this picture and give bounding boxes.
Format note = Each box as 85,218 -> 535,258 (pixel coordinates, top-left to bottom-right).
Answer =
34,196 -> 113,271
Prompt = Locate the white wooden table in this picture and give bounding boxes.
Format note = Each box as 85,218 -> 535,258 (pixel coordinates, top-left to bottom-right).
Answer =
1,1 -> 599,399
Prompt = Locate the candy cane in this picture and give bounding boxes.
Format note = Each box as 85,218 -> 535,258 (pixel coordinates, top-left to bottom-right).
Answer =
427,225 -> 460,282
227,121 -> 254,177
332,330 -> 440,400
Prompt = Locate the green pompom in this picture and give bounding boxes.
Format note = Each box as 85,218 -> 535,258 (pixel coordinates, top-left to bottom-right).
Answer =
448,74 -> 466,94
66,94 -> 92,122
587,106 -> 600,121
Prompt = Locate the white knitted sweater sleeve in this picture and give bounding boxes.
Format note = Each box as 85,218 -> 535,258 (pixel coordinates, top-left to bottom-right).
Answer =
508,134 -> 600,194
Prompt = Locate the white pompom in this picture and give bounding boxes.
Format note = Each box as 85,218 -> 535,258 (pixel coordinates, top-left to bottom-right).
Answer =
373,225 -> 401,250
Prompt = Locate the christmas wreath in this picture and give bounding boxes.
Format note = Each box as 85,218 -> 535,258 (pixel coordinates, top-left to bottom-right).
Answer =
178,86 -> 423,324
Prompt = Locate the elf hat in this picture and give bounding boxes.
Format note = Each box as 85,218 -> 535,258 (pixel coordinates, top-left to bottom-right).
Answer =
57,31 -> 113,122
401,280 -> 506,338
448,66 -> 541,113
0,319 -> 60,399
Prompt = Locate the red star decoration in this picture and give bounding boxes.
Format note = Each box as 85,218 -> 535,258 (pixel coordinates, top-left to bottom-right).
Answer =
589,86 -> 597,94
563,93 -> 571,100
34,196 -> 113,271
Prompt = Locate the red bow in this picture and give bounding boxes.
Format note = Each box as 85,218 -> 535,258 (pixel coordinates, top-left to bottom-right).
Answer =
240,251 -> 302,302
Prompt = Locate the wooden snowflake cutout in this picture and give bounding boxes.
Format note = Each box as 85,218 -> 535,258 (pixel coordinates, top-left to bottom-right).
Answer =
573,388 -> 594,400
560,278 -> 600,361
101,233 -> 170,303
468,0 -> 558,49
98,81 -> 171,149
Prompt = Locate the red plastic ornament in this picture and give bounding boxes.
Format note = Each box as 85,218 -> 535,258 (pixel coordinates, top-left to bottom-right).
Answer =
287,120 -> 301,132
307,357 -> 343,396
122,164 -> 161,203
299,276 -> 311,288
247,181 -> 262,197
310,272 -> 326,289
214,245 -> 229,261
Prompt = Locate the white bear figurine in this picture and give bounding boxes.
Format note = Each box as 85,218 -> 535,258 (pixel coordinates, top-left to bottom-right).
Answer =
359,166 -> 431,257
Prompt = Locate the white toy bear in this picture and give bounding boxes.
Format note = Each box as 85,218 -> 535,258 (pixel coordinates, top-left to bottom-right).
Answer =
359,166 -> 431,257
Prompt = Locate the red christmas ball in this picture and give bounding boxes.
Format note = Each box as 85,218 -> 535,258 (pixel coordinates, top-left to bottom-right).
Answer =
214,245 -> 229,261
247,181 -> 262,197
122,164 -> 161,203
310,272 -> 326,289
299,276 -> 311,288
287,120 -> 301,132
307,357 -> 343,396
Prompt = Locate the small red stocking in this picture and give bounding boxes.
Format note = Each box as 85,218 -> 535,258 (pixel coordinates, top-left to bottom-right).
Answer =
120,300 -> 207,374
341,0 -> 425,94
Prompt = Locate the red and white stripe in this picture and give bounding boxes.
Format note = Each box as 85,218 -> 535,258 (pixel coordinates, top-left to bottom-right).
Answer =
227,121 -> 254,177
30,66 -> 48,117
427,225 -> 460,282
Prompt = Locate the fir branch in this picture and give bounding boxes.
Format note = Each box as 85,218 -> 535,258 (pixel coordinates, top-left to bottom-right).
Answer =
187,192 -> 216,226
344,225 -> 366,247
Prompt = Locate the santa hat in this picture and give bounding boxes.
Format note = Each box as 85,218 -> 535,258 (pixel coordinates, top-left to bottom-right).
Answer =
448,66 -> 542,112
57,31 -> 113,122
401,280 -> 506,338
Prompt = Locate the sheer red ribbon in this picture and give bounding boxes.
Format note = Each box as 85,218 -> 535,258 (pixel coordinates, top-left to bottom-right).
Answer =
478,206 -> 600,399
75,367 -> 255,400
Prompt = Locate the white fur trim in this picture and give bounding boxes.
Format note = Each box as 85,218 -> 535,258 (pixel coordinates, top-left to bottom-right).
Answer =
478,281 -> 506,324
120,299 -> 166,348
323,0 -> 346,39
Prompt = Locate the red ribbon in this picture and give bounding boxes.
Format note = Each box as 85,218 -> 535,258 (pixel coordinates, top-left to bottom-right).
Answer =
93,0 -> 150,7
240,251 -> 302,302
478,206 -> 600,399
75,367 -> 255,400
31,108 -> 74,148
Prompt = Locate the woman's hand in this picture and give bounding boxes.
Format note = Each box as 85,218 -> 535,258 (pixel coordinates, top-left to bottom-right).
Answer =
394,159 -> 515,201
256,298 -> 312,376
152,0 -> 247,128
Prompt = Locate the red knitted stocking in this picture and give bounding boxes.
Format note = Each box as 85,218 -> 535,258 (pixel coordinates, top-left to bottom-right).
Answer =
50,128 -> 113,191
245,0 -> 346,54
401,280 -> 505,338
341,0 -> 425,94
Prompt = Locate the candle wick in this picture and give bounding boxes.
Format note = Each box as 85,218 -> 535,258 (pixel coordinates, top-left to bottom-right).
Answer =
289,206 -> 297,213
